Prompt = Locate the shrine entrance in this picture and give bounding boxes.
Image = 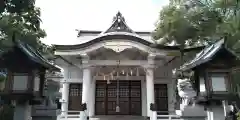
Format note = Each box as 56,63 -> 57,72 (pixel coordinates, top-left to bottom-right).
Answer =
95,80 -> 141,115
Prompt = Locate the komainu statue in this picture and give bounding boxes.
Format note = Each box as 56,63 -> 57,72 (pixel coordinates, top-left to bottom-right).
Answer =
176,72 -> 196,109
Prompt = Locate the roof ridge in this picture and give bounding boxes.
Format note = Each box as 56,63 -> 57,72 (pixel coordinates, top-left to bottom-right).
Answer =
101,12 -> 137,35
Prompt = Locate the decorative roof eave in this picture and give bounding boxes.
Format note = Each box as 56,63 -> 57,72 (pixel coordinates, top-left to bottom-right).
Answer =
14,40 -> 60,71
53,32 -> 181,51
179,39 -> 240,71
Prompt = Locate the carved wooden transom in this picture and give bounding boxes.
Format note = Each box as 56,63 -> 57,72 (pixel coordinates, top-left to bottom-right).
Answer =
89,47 -> 148,60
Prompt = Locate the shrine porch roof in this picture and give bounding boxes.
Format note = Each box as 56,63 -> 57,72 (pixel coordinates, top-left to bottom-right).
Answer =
53,32 -> 181,51
53,12 -> 205,55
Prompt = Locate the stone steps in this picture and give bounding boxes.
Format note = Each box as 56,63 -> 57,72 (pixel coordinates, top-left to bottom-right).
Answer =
90,115 -> 145,120
57,115 -> 183,120
90,115 -> 183,120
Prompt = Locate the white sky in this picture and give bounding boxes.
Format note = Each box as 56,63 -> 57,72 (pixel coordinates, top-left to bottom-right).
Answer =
36,0 -> 169,45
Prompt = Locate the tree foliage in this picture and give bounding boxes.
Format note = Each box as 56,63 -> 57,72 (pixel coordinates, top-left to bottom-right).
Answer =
0,0 -> 35,14
153,0 -> 240,116
0,0 -> 53,54
153,0 -> 240,50
0,1 -> 52,120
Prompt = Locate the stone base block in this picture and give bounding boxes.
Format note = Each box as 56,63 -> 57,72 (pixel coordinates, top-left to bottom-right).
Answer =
176,105 -> 206,119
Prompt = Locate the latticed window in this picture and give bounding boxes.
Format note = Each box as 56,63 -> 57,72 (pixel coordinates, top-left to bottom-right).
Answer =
96,87 -> 105,97
120,86 -> 129,97
154,84 -> 168,114
131,89 -> 141,97
69,84 -> 82,96
108,88 -> 117,97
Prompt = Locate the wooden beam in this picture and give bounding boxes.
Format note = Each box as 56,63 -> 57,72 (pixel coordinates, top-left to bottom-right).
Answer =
88,60 -> 148,66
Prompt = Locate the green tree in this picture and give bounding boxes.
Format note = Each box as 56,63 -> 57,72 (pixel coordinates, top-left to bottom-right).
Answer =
0,0 -> 35,13
0,1 -> 52,120
153,0 -> 240,116
153,0 -> 240,49
153,0 -> 240,74
0,0 -> 52,54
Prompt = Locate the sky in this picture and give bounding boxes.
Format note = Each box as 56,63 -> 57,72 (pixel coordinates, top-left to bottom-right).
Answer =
36,0 -> 169,45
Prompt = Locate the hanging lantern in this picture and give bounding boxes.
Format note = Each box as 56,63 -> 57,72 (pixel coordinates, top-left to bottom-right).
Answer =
117,71 -> 119,78
116,78 -> 120,112
107,78 -> 111,84
111,73 -> 114,80
122,69 -> 125,75
130,69 -> 133,76
126,72 -> 129,80
136,68 -> 139,76
116,105 -> 120,112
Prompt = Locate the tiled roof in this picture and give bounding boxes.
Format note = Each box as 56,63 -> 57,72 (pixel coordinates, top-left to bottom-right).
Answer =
13,40 -> 60,71
179,39 -> 238,71
53,12 -> 160,50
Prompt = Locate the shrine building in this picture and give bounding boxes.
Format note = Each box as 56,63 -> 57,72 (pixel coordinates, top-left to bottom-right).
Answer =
53,12 -> 183,120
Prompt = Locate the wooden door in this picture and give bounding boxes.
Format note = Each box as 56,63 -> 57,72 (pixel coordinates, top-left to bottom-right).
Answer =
95,81 -> 141,115
118,81 -> 130,115
68,83 -> 82,112
107,81 -> 117,115
95,82 -> 107,115
129,81 -> 141,115
154,84 -> 168,115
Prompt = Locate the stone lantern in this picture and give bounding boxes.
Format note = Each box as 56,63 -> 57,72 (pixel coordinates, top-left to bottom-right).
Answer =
31,66 -> 64,120
0,38 -> 60,120
179,39 -> 239,120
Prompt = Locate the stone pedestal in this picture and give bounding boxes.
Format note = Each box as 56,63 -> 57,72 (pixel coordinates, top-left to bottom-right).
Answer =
176,105 -> 206,120
13,103 -> 32,120
205,100 -> 232,120
32,75 -> 62,120
32,93 -> 61,120
206,106 -> 225,120
32,105 -> 60,120
176,77 -> 206,120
